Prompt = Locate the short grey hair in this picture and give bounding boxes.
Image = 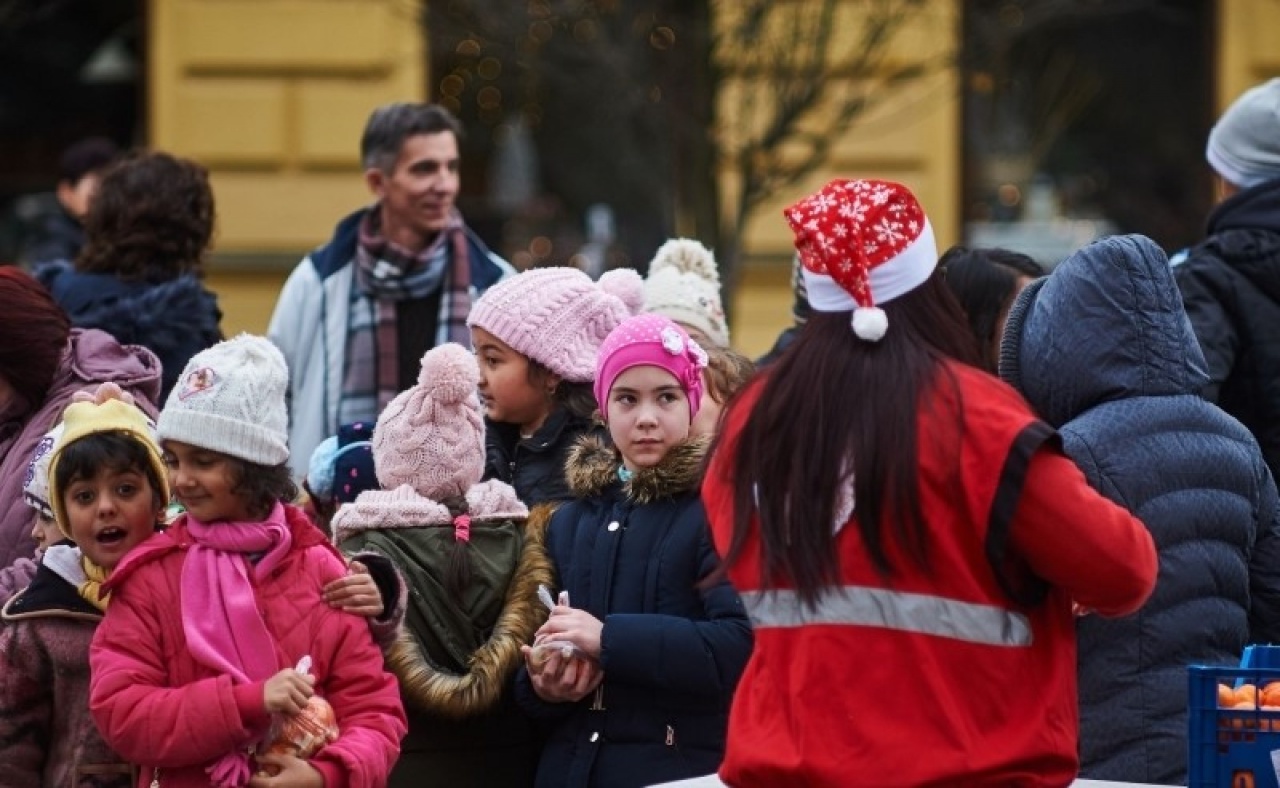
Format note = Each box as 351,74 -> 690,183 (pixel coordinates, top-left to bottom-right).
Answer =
360,102 -> 464,172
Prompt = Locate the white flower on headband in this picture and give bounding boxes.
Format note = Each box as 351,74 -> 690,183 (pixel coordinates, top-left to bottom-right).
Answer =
660,326 -> 685,355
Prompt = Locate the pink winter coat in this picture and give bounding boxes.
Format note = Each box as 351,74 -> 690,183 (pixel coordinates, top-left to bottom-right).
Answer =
89,505 -> 407,788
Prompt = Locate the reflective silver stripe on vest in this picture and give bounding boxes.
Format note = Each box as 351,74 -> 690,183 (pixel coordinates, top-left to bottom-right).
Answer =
740,586 -> 1032,647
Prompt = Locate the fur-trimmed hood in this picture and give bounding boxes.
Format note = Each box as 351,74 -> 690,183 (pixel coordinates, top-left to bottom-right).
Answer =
565,433 -> 709,504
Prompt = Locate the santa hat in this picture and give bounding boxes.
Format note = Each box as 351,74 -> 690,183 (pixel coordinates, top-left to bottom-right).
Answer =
783,179 -> 936,341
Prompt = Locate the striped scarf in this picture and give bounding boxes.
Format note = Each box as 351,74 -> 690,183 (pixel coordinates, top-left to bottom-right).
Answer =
339,207 -> 473,424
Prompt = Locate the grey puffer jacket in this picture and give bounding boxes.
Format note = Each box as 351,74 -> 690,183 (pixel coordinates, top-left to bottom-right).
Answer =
1000,233 -> 1280,785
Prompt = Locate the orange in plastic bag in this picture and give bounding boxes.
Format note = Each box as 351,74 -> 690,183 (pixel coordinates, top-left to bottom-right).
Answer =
260,656 -> 339,772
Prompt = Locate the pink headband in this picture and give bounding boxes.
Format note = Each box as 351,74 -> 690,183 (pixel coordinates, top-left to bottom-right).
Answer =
594,314 -> 707,423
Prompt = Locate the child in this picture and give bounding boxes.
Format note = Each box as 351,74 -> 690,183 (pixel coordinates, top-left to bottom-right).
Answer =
1,385 -> 170,786
515,314 -> 753,788
89,335 -> 407,788
0,423 -> 67,605
334,343 -> 552,787
303,421 -> 377,536
467,266 -> 643,506
692,345 -> 756,439
642,238 -> 730,349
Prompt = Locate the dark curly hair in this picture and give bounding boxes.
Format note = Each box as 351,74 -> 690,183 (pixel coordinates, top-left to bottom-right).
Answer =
76,151 -> 216,283
527,359 -> 599,421
227,458 -> 299,521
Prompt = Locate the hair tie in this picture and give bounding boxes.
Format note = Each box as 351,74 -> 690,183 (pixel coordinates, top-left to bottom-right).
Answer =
453,513 -> 471,543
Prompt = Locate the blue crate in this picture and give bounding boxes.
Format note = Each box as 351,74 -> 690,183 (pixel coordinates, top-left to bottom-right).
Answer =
1189,646 -> 1280,787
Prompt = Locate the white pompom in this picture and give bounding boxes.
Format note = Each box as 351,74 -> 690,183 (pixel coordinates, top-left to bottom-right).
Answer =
851,306 -> 888,341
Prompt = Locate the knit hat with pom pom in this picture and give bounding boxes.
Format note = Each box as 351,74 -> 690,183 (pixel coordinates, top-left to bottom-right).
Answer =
467,266 -> 643,382
643,239 -> 729,347
372,343 -> 485,500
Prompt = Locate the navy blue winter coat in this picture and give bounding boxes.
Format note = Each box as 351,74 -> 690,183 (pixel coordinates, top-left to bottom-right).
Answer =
514,436 -> 752,788
36,262 -> 222,402
1000,234 -> 1280,784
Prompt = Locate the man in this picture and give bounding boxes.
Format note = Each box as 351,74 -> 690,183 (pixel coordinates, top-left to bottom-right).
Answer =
268,103 -> 513,477
20,136 -> 120,267
1174,78 -> 1280,479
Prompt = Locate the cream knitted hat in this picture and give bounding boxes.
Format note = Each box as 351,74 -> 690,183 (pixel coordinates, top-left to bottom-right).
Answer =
467,266 -> 644,382
372,343 -> 485,500
157,334 -> 290,465
643,239 -> 730,347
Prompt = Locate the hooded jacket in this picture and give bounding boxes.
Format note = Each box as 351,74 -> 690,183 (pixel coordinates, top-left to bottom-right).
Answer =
1174,178 -> 1280,478
0,329 -> 161,571
1001,233 -> 1280,784
334,480 -> 554,787
36,262 -> 223,403
514,436 -> 753,788
485,406 -> 606,507
89,506 -> 407,788
0,549 -> 133,787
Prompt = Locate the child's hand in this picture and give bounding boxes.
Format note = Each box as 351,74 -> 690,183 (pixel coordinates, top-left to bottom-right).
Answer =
322,561 -> 384,618
263,669 -> 316,716
521,645 -> 603,703
535,606 -> 604,659
249,753 -> 323,787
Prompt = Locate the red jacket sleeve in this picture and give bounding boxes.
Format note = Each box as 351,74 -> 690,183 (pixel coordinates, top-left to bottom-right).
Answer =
1009,446 -> 1158,616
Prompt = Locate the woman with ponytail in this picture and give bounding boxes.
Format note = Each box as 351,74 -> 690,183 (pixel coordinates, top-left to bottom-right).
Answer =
334,343 -> 553,787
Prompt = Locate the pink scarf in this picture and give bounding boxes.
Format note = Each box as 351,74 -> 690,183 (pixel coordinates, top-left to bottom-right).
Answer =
181,501 -> 292,787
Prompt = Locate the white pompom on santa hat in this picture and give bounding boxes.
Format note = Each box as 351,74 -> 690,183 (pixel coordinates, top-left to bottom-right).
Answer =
783,179 -> 936,341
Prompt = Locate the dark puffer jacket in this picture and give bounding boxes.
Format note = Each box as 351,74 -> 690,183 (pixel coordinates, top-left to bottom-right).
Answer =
514,436 -> 753,788
1174,178 -> 1280,478
36,262 -> 223,402
1001,233 -> 1280,784
485,406 -> 604,507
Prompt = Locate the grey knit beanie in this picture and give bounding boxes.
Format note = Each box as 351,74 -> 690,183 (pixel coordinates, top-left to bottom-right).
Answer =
1207,78 -> 1280,189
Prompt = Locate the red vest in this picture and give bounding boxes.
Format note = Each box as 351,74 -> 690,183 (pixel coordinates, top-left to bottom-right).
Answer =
704,364 -> 1080,787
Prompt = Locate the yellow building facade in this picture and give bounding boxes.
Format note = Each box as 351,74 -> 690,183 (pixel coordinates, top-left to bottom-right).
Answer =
153,0 -> 1279,357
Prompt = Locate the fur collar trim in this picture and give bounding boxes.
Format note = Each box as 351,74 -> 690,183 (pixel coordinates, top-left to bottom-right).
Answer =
565,434 -> 709,504
385,504 -> 555,717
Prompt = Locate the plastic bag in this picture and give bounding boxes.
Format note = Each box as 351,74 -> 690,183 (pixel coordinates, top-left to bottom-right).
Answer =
531,585 -> 591,666
261,656 -> 339,766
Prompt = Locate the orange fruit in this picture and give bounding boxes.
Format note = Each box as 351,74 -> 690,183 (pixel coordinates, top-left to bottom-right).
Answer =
1237,684 -> 1260,707
1221,683 -> 1237,707
1261,682 -> 1280,707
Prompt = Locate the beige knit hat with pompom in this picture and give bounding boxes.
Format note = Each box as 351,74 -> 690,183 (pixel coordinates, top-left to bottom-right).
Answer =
643,238 -> 729,347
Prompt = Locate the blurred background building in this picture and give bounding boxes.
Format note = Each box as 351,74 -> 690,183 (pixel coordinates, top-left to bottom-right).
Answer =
0,0 -> 1276,356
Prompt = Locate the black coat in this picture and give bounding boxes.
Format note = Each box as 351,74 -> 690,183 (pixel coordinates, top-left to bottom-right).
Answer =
1175,178 -> 1280,479
485,407 -> 604,507
514,436 -> 753,788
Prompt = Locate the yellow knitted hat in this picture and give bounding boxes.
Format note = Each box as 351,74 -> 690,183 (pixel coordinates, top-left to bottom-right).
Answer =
48,397 -> 170,537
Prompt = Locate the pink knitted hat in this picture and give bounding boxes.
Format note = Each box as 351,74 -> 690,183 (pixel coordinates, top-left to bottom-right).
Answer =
466,266 -> 644,382
372,343 -> 484,500
594,314 -> 708,423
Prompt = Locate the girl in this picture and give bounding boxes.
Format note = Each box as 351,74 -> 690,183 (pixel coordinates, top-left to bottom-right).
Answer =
89,335 -> 406,788
1,386 -> 169,786
467,266 -> 642,506
704,179 -> 1158,786
334,343 -> 552,786
516,314 -> 753,788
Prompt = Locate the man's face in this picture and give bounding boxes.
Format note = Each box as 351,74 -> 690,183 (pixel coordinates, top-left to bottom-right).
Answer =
366,131 -> 460,250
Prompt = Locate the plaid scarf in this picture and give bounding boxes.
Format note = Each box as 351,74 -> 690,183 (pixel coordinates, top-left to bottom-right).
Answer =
339,206 -> 473,425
